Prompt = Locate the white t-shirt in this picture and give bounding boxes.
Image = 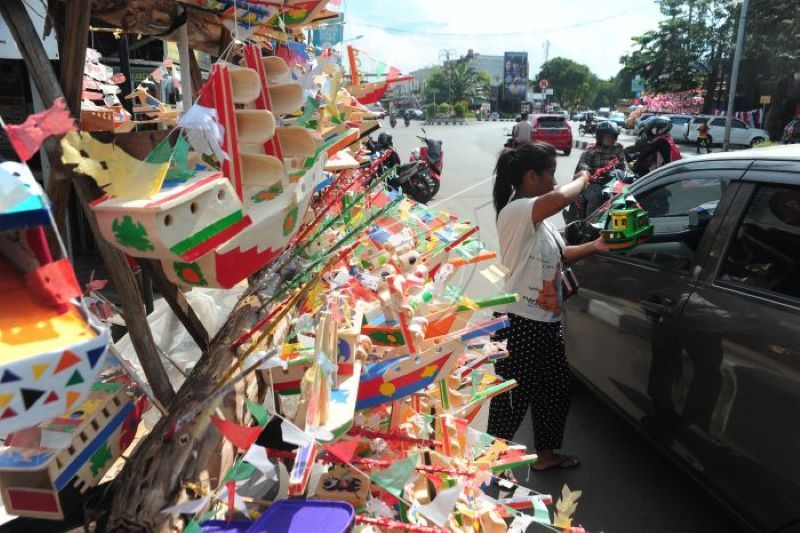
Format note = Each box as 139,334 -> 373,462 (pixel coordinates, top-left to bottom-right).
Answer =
515,120 -> 532,144
497,197 -> 565,322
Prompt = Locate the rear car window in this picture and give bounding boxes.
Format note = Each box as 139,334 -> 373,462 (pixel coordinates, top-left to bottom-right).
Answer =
537,116 -> 566,128
718,184 -> 800,300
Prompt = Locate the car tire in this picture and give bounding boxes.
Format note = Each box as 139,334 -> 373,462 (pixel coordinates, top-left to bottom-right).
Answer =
564,148 -> 572,156
750,137 -> 765,147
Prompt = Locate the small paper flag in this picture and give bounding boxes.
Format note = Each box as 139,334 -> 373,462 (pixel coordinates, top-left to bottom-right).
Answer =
418,481 -> 462,527
369,455 -> 417,498
223,460 -> 256,483
245,399 -> 270,427
210,415 -> 262,450
243,444 -> 277,480
160,495 -> 210,515
323,438 -> 359,464
4,98 -> 76,161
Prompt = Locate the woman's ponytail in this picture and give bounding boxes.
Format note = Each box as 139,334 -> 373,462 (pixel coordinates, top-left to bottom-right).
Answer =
493,142 -> 557,217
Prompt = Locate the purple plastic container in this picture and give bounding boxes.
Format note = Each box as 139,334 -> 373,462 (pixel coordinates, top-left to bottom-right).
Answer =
246,500 -> 355,532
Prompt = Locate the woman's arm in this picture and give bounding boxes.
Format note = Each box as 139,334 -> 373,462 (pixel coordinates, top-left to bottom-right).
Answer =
531,172 -> 589,223
564,236 -> 609,263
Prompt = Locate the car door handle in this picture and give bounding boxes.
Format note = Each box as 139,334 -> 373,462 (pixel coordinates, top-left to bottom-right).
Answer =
640,298 -> 674,317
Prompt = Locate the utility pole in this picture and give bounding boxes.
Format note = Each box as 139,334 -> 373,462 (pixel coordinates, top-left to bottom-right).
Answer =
543,40 -> 550,64
723,0 -> 749,152
439,48 -> 456,104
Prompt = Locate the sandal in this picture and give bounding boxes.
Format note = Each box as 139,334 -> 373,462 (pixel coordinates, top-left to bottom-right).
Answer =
530,455 -> 580,471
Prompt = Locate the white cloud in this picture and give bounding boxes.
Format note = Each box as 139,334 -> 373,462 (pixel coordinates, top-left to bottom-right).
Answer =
340,0 -> 663,79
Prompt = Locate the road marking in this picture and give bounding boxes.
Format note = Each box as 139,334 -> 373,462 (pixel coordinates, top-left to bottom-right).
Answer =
430,175 -> 495,208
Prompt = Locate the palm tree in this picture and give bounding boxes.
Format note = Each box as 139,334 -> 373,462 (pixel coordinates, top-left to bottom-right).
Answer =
448,63 -> 490,103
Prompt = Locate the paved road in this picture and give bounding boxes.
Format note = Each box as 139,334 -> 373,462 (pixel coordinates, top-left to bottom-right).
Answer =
382,119 -> 745,533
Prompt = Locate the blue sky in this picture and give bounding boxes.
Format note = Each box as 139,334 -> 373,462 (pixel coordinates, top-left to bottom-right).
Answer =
338,0 -> 664,80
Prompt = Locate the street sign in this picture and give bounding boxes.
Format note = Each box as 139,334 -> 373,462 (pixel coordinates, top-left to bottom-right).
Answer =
631,75 -> 644,94
545,88 -> 554,96
539,79 -> 550,90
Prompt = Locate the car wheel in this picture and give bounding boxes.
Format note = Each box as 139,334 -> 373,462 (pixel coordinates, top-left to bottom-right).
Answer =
750,137 -> 765,147
563,148 -> 571,156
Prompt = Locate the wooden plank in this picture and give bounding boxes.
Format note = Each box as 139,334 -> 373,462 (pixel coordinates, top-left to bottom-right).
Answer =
0,0 -> 175,407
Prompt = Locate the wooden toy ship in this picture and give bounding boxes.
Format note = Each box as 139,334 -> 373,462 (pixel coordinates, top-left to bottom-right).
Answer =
345,46 -> 413,105
0,162 -> 110,435
0,382 -> 143,519
81,46 -> 361,288
599,194 -> 654,251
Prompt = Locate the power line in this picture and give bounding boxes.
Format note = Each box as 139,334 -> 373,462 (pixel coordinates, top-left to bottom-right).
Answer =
348,8 -> 642,39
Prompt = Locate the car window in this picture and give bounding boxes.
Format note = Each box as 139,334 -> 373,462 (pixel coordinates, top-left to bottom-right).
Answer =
671,117 -> 690,126
732,119 -> 747,129
617,178 -> 729,271
710,118 -> 725,127
718,184 -> 800,300
537,117 -> 565,128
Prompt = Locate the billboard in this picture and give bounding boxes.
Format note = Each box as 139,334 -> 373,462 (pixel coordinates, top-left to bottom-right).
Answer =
312,14 -> 345,49
503,52 -> 528,100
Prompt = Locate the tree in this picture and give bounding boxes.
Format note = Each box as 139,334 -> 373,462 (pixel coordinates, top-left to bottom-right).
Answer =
425,63 -> 489,105
537,57 -> 597,110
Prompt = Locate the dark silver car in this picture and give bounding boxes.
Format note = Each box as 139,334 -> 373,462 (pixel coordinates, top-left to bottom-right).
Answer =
564,146 -> 800,532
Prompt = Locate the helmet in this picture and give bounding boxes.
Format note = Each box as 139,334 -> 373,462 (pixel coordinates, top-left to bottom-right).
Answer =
644,116 -> 673,139
377,132 -> 394,148
596,120 -> 619,142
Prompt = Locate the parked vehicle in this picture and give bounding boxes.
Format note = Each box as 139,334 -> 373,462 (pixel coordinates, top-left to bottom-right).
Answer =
782,117 -> 800,144
685,116 -> 769,147
608,112 -> 627,129
578,120 -> 597,137
364,131 -> 442,204
531,114 -> 573,155
666,114 -> 693,143
409,128 -> 444,197
400,108 -> 426,120
490,112 -> 499,121
681,115 -> 712,142
563,145 -> 800,533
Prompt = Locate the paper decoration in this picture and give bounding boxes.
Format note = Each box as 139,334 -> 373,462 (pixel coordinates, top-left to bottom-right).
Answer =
223,460 -> 257,483
369,455 -> 417,498
242,445 -> 277,480
508,513 -> 535,533
178,104 -> 228,163
323,438 -> 359,464
554,484 -> 582,529
3,98 -> 76,161
532,497 -> 551,525
417,481 -> 462,527
161,495 -> 210,515
210,416 -> 262,450
219,482 -> 247,513
280,419 -> 313,447
245,399 -> 270,427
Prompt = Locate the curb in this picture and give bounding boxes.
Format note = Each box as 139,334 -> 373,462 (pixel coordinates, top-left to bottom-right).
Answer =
424,120 -> 470,126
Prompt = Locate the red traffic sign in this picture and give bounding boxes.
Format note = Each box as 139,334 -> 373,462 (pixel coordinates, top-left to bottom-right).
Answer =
539,79 -> 550,90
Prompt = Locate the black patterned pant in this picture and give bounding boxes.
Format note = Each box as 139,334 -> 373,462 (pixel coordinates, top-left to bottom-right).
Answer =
487,314 -> 573,451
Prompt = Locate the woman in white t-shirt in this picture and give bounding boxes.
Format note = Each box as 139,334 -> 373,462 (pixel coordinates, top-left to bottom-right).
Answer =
487,142 -> 608,473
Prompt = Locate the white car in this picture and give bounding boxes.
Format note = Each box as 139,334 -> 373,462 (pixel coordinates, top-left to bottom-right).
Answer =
686,116 -> 769,147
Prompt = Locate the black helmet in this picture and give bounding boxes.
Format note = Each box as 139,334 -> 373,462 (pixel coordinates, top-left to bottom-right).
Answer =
644,116 -> 672,139
377,132 -> 394,147
596,120 -> 619,142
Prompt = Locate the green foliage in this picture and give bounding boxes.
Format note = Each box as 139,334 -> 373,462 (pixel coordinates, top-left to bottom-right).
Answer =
425,63 -> 490,105
537,57 -> 600,110
453,102 -> 466,117
426,103 -> 437,118
437,103 -> 452,116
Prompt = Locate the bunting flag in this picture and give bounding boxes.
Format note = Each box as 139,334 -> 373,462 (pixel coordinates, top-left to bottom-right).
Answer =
417,481 -> 462,527
280,419 -> 313,447
242,444 -> 277,480
3,98 -> 76,161
210,415 -> 262,450
369,455 -> 417,498
223,460 -> 257,483
245,399 -> 270,427
323,438 -> 359,463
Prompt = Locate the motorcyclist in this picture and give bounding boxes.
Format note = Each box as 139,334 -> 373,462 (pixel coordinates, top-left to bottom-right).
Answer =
632,115 -> 680,175
404,110 -> 412,127
567,120 -> 627,221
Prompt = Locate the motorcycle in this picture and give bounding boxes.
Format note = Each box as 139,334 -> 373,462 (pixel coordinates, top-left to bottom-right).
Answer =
578,120 -> 597,137
389,112 -> 397,129
404,114 -> 411,127
503,128 -> 515,148
409,128 -> 443,198
363,133 -> 438,204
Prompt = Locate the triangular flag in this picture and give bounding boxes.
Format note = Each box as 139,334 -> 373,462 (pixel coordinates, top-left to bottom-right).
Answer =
219,482 -> 248,514
0,393 -> 13,408
32,363 -> 49,380
20,388 -> 45,409
245,399 -> 270,427
280,420 -> 313,447
532,497 -> 552,525
182,520 -> 202,533
243,444 -> 277,480
223,460 -> 256,483
65,390 -> 81,409
1,369 -> 21,383
54,351 -> 82,374
44,391 -> 59,404
161,495 -> 211,515
323,439 -> 359,464
65,369 -> 85,386
86,346 -> 106,369
369,455 -> 417,498
0,407 -> 17,419
210,415 -> 262,450
3,97 -> 76,161
418,481 -> 463,527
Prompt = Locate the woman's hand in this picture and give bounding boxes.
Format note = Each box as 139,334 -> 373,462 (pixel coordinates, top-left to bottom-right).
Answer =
564,236 -> 609,263
592,236 -> 610,254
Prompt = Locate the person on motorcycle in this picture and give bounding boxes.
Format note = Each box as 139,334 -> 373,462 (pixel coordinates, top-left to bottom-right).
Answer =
632,115 -> 681,175
514,112 -> 532,145
567,120 -> 627,222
